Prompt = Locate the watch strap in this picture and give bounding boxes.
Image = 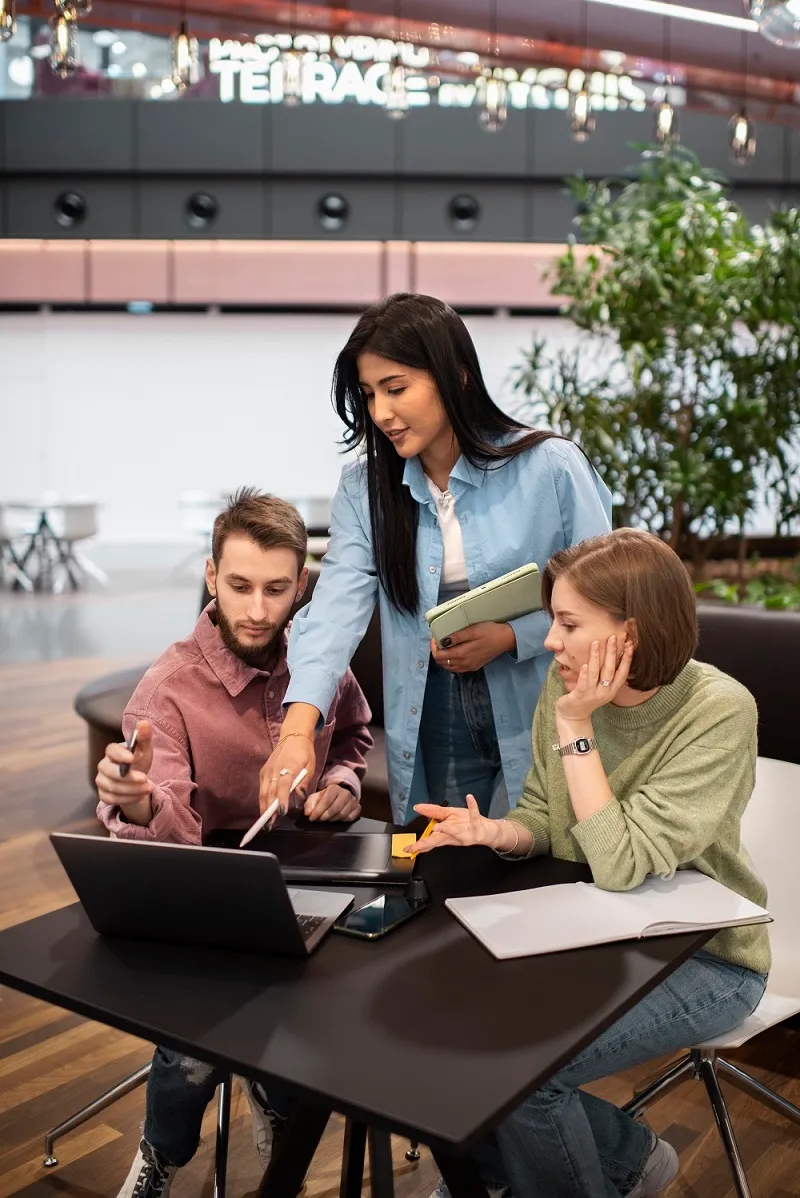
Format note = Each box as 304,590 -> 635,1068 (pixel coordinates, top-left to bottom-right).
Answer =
552,736 -> 598,757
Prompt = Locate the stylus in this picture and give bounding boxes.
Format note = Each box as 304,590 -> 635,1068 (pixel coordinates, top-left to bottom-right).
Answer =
239,767 -> 308,848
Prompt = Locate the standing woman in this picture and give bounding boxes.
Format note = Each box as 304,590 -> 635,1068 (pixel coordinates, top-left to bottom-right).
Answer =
261,293 -> 611,823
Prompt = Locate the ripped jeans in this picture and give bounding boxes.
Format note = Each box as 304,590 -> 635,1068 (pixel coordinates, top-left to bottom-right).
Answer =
144,1045 -> 291,1167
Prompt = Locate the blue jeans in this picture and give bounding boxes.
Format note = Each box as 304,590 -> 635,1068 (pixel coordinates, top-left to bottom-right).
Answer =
144,1046 -> 292,1167
419,660 -> 503,815
493,950 -> 767,1197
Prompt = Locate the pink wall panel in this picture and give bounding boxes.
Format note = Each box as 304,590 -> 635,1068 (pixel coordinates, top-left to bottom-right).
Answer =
384,241 -> 412,296
89,242 -> 170,303
0,240 -> 87,303
0,240 -> 593,307
413,243 -> 574,309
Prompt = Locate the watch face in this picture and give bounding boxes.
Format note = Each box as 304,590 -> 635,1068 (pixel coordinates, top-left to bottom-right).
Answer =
575,738 -> 592,753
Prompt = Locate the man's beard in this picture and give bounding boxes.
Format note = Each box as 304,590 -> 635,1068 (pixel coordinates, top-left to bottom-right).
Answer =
215,601 -> 288,669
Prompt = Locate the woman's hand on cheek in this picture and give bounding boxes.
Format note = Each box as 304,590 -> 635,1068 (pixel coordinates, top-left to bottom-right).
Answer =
555,635 -> 634,722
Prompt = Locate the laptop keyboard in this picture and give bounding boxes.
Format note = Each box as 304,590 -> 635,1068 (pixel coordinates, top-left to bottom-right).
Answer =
296,913 -> 326,940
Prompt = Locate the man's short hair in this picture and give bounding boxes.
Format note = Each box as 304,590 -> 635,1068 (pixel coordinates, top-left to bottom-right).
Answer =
542,528 -> 699,691
211,487 -> 307,573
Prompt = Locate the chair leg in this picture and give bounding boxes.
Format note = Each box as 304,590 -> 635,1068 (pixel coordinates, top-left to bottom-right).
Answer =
213,1076 -> 232,1198
43,1062 -> 152,1166
621,1051 -> 696,1119
716,1057 -> 800,1125
697,1052 -> 753,1198
405,1139 -> 421,1162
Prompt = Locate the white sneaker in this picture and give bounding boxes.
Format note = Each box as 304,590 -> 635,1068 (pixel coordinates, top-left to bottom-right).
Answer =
430,1181 -> 508,1198
244,1080 -> 307,1196
244,1079 -> 276,1167
117,1140 -> 177,1197
627,1136 -> 679,1197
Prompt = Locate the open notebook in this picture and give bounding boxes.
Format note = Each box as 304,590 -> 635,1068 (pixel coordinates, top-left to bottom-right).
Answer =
445,871 -> 771,961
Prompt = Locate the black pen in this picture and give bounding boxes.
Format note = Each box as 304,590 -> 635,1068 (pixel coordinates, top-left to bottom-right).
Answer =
118,727 -> 138,778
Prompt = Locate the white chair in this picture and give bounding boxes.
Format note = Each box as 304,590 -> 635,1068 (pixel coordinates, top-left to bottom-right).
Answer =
623,756 -> 800,1198
52,502 -> 109,593
0,504 -> 34,591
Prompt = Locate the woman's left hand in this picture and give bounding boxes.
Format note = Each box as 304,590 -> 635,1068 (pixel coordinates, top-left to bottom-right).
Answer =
430,622 -> 516,674
555,635 -> 634,723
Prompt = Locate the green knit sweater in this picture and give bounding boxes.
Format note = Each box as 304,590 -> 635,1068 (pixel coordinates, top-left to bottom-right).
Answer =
509,659 -> 771,975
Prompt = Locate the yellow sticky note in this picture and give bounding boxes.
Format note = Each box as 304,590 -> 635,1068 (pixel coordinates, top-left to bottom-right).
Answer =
391,833 -> 417,858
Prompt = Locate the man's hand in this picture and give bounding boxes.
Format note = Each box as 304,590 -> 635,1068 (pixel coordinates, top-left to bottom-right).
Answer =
95,719 -> 155,827
430,622 -> 516,674
304,785 -> 361,823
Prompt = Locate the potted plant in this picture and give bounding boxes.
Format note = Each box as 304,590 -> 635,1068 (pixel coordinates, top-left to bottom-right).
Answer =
512,144 -> 800,607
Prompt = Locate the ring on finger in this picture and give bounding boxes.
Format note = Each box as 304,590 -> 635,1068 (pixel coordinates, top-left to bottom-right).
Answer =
599,679 -> 611,687
447,658 -> 451,668
279,768 -> 290,776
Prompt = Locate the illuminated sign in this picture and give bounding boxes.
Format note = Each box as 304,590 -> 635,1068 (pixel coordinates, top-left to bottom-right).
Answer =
209,32 -> 648,111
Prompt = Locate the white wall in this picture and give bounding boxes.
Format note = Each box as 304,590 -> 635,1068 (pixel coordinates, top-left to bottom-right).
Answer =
0,309 -> 784,553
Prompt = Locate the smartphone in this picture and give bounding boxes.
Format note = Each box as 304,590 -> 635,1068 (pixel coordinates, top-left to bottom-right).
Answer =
334,894 -> 427,940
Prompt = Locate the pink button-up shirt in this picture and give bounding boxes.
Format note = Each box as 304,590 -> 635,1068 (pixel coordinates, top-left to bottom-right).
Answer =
97,604 -> 373,845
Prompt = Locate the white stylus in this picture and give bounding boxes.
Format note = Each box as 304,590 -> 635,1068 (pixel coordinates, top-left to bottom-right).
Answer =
239,767 -> 308,848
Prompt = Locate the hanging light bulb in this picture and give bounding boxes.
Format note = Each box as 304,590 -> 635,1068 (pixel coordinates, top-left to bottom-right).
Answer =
654,82 -> 678,143
569,82 -> 595,142
50,10 -> 79,77
478,69 -> 508,132
0,0 -> 16,42
382,56 -> 409,119
729,111 -> 757,164
279,46 -> 305,105
749,1 -> 800,49
55,0 -> 91,14
169,20 -> 200,90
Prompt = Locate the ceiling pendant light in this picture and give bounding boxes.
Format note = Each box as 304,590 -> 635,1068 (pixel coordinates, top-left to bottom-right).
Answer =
478,70 -> 508,132
569,3 -> 595,141
654,15 -> 679,143
169,18 -> 200,89
730,29 -> 756,163
55,0 -> 91,14
50,10 -> 79,77
749,1 -> 800,49
570,81 -> 595,141
0,0 -> 16,43
280,0 -> 304,105
383,57 -> 410,119
729,111 -> 757,163
479,0 -> 507,131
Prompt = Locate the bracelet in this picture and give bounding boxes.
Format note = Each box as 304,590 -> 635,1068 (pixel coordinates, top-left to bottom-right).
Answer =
492,818 -> 520,858
278,731 -> 315,749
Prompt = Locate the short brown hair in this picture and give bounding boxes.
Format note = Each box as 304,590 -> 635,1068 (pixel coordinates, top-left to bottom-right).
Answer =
541,528 -> 698,691
212,487 -> 307,572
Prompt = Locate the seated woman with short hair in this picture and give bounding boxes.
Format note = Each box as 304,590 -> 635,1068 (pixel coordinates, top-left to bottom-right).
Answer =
412,528 -> 769,1198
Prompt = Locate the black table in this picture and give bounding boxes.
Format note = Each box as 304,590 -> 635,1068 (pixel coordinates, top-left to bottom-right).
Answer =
0,837 -> 709,1197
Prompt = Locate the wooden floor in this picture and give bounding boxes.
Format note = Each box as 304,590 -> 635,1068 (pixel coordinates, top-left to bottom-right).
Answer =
0,658 -> 798,1196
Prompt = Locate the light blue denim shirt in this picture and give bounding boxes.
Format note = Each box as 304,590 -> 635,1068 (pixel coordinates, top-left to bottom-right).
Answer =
287,438 -> 612,823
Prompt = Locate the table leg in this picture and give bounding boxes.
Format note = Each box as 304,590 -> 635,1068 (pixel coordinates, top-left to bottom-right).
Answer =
257,1100 -> 331,1198
340,1119 -> 367,1198
368,1126 -> 395,1198
430,1148 -> 488,1198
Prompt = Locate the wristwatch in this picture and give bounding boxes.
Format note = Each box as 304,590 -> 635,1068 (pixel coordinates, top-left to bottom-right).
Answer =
552,737 -> 598,757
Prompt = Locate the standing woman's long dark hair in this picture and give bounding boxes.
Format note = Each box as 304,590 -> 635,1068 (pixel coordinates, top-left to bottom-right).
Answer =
333,292 -> 560,615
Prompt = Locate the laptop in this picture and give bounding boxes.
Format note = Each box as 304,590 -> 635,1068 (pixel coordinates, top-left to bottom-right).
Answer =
50,833 -> 354,957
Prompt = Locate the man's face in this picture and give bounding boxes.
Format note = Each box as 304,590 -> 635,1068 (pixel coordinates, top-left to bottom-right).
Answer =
205,534 -> 307,666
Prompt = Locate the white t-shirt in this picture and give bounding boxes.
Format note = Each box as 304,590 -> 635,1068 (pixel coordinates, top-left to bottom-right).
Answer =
426,476 -> 469,598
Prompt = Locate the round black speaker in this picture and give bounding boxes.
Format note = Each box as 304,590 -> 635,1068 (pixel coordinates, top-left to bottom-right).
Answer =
54,191 -> 87,229
317,192 -> 350,232
447,193 -> 481,233
185,192 -> 219,229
